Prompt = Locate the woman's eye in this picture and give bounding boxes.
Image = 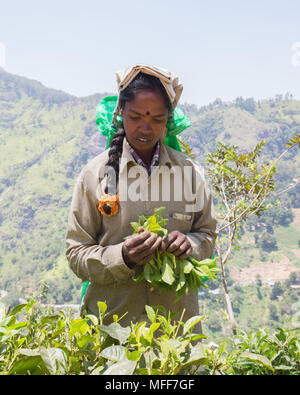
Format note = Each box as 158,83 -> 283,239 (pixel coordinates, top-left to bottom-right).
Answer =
129,116 -> 140,121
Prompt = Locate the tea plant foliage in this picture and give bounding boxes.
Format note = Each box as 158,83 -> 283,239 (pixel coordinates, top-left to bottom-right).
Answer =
0,298 -> 299,375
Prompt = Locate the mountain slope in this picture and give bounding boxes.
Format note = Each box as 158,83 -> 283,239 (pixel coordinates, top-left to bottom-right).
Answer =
0,68 -> 108,303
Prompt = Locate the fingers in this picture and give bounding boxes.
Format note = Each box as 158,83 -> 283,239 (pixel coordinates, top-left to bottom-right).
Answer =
136,233 -> 162,256
125,230 -> 151,249
138,235 -> 163,264
159,231 -> 181,252
123,229 -> 192,268
123,230 -> 162,266
176,246 -> 192,260
159,231 -> 192,259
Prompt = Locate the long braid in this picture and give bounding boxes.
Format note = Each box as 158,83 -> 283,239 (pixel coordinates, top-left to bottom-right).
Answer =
104,127 -> 126,195
101,73 -> 171,215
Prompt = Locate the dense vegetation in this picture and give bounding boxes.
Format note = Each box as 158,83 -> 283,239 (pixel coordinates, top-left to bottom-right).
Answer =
0,69 -> 299,367
0,296 -> 298,375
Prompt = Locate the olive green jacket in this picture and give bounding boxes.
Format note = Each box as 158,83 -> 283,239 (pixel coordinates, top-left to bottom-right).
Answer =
65,138 -> 217,329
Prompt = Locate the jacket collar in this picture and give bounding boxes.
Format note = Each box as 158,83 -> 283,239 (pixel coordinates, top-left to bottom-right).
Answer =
119,137 -> 172,176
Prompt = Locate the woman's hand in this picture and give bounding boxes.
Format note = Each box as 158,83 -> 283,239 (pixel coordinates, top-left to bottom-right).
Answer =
159,230 -> 192,259
122,227 -> 162,268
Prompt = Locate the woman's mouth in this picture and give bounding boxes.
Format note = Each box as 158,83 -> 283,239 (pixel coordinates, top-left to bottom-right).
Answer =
136,136 -> 151,143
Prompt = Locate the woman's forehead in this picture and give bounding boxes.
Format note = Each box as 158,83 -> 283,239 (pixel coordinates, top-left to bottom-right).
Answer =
124,90 -> 168,115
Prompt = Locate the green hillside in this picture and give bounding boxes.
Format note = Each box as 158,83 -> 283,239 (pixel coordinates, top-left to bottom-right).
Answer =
0,69 -> 299,336
0,68 -> 108,303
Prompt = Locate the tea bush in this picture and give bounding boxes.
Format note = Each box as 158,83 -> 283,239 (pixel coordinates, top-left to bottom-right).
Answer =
0,299 -> 299,375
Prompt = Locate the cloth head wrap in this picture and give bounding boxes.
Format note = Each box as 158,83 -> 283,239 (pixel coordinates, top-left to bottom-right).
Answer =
95,64 -> 191,152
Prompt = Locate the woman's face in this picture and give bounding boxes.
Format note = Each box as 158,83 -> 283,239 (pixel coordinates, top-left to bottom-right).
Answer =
122,89 -> 169,161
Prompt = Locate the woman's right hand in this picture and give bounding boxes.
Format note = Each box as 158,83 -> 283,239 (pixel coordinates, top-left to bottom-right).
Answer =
122,227 -> 162,268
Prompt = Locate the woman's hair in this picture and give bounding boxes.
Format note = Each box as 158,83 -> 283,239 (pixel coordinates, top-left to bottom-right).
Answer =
119,73 -> 172,114
103,73 -> 171,196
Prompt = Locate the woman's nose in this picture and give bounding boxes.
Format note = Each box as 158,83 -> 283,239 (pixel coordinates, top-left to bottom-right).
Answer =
139,122 -> 151,131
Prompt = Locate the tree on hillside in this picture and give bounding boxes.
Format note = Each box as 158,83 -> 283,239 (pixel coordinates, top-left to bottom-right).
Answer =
235,96 -> 256,113
257,232 -> 278,252
270,281 -> 284,300
180,132 -> 300,334
203,133 -> 300,334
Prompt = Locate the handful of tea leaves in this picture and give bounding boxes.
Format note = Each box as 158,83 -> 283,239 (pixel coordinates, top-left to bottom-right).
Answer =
130,207 -> 219,301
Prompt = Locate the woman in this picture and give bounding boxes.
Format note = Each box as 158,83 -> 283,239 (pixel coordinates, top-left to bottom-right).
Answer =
65,64 -> 217,331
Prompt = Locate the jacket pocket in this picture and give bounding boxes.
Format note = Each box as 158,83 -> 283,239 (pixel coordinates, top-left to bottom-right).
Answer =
168,211 -> 193,233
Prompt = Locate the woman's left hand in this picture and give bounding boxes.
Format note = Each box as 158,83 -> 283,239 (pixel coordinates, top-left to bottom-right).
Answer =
159,231 -> 192,259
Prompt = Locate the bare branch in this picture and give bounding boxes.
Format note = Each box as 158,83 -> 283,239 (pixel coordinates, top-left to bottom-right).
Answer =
217,140 -> 299,232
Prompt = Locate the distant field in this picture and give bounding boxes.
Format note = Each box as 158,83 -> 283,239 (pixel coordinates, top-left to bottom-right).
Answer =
292,208 -> 300,223
230,211 -> 300,283
230,256 -> 298,284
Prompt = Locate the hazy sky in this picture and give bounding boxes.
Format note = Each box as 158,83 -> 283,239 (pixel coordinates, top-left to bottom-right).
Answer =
1,0 -> 300,106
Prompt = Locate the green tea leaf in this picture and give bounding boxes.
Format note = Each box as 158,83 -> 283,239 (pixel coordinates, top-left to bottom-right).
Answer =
182,260 -> 193,274
39,347 -> 67,375
103,360 -> 137,375
9,355 -> 44,375
69,319 -> 89,338
8,304 -> 27,316
156,228 -> 168,238
100,322 -> 131,344
25,299 -> 37,313
138,215 -> 147,225
176,263 -> 186,292
149,322 -> 160,338
183,315 -> 205,335
239,351 -> 274,372
144,262 -> 152,282
130,221 -> 141,233
126,350 -> 143,361
132,271 -> 145,283
85,314 -> 99,326
145,305 -> 156,323
19,348 -> 41,357
100,345 -> 127,362
77,334 -> 94,348
7,321 -> 27,331
97,301 -> 107,315
182,344 -> 209,368
161,258 -> 175,285
153,206 -> 166,216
